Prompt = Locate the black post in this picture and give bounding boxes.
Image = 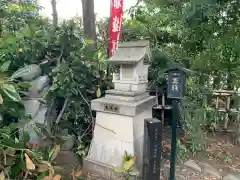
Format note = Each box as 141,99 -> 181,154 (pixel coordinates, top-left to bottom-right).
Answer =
143,118 -> 162,180
169,100 -> 179,180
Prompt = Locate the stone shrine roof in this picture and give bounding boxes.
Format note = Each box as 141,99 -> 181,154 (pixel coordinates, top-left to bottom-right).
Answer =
108,40 -> 151,64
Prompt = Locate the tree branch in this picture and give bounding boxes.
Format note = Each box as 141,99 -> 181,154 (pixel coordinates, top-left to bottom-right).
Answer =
123,0 -> 142,14
56,98 -> 68,124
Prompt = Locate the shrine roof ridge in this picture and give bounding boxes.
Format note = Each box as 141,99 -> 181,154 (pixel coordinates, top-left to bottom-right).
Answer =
108,40 -> 151,64
118,40 -> 150,48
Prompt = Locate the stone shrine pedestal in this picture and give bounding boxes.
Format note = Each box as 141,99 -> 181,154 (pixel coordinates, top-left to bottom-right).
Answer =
84,90 -> 155,179
84,40 -> 155,179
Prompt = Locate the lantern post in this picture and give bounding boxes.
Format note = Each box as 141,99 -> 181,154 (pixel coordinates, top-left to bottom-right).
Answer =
166,66 -> 187,180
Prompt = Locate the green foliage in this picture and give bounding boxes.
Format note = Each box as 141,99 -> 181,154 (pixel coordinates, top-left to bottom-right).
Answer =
0,0 -> 98,177
0,127 -> 63,179
48,49 -> 97,139
120,0 -> 240,155
176,140 -> 188,161
180,77 -> 209,153
0,0 -> 39,34
114,151 -> 137,180
126,0 -> 240,84
1,0 -> 98,147
0,65 -> 33,120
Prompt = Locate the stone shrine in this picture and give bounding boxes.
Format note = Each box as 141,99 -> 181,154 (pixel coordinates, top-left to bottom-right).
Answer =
18,64 -> 74,150
84,40 -> 156,179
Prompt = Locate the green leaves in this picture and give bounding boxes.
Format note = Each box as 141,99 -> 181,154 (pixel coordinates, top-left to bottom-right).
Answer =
0,61 -> 11,72
2,83 -> 21,102
84,39 -> 94,45
114,151 -> 136,173
48,145 -> 60,162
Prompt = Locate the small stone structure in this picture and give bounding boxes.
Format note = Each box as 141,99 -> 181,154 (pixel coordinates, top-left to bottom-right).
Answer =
19,64 -> 51,144
18,64 -> 79,176
19,64 -> 74,150
84,40 -> 156,179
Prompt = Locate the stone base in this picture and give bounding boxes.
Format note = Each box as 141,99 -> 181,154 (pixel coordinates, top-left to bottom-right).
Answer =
89,94 -> 155,175
84,158 -> 140,180
114,82 -> 147,92
89,88 -> 155,179
91,95 -> 155,117
105,92 -> 149,102
105,90 -> 146,96
87,106 -> 153,169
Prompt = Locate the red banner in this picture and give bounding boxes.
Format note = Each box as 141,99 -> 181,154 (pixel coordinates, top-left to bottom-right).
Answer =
109,0 -> 123,57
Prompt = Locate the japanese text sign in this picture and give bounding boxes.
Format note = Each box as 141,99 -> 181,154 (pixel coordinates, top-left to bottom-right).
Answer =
109,0 -> 123,57
167,70 -> 186,99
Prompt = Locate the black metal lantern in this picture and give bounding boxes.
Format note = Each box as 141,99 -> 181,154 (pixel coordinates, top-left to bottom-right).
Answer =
165,66 -> 188,180
166,67 -> 187,99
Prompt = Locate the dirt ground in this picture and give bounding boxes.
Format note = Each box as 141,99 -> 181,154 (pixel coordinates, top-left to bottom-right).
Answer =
161,126 -> 240,179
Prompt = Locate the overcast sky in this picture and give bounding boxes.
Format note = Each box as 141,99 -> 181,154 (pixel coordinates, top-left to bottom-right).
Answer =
39,0 -> 137,20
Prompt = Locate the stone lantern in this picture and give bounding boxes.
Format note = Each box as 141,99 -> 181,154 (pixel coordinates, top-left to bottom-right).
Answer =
84,41 -> 156,179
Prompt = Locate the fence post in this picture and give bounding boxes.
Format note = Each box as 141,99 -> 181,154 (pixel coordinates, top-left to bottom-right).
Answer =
143,118 -> 162,180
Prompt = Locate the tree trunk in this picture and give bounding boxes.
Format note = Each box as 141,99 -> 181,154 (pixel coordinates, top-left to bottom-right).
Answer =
51,0 -> 58,26
81,0 -> 97,51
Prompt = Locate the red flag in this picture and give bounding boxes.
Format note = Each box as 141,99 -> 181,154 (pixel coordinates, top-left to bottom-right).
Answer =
109,0 -> 123,57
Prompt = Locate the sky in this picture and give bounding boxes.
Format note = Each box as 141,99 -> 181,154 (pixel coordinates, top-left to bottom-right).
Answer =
39,0 -> 137,20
